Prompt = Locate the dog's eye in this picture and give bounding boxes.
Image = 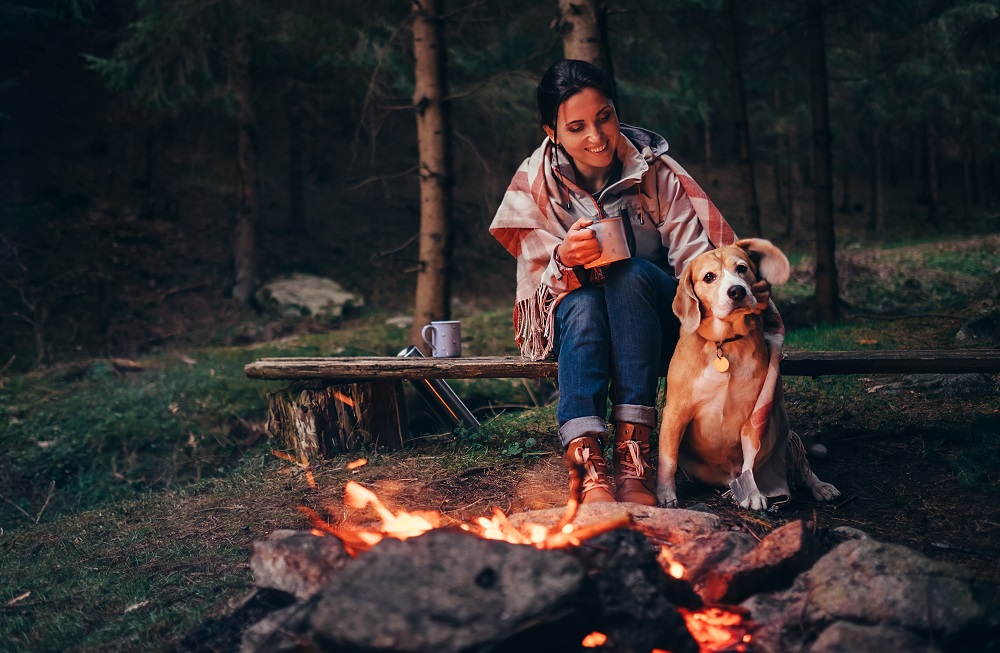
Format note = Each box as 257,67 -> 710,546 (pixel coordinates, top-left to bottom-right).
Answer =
736,263 -> 748,274
703,272 -> 716,284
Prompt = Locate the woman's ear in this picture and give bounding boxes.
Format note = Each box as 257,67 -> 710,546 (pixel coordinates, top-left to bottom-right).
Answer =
543,125 -> 556,143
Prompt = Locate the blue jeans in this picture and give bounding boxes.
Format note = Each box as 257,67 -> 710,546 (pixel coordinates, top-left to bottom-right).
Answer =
553,257 -> 680,448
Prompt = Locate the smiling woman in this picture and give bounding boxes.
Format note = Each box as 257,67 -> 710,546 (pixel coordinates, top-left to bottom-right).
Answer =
489,59 -> 742,507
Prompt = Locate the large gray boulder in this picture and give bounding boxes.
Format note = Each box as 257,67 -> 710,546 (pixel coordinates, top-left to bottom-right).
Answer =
255,273 -> 363,320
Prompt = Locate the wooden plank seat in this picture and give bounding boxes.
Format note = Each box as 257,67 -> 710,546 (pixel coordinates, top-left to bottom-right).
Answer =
246,350 -> 1000,459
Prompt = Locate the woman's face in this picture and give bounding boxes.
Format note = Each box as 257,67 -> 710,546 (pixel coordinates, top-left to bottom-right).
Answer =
543,86 -> 620,182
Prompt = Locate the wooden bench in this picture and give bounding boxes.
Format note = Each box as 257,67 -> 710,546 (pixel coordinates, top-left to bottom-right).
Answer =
245,349 -> 1000,460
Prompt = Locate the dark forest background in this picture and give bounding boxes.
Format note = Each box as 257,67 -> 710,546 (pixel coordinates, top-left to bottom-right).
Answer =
2,0 -> 998,372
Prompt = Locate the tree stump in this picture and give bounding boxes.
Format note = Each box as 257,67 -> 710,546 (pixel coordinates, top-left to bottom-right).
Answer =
267,381 -> 407,459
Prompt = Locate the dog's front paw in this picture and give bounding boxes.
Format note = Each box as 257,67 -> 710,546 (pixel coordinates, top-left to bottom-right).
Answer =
738,490 -> 768,511
656,488 -> 679,508
810,481 -> 841,501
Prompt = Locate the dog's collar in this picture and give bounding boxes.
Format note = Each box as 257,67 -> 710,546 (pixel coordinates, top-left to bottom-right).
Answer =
713,335 -> 744,373
715,335 -> 745,347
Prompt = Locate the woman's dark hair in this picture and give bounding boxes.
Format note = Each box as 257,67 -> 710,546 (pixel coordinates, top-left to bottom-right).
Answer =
536,59 -> 617,128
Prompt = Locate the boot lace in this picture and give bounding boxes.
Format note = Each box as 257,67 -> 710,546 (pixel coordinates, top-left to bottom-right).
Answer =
616,439 -> 650,481
574,443 -> 610,493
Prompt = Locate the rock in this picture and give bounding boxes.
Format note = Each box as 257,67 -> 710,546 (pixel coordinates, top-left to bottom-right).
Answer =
306,530 -> 597,653
250,530 -> 351,600
702,520 -> 821,604
956,307 -> 1000,347
254,273 -> 363,320
828,525 -> 871,541
808,621 -> 944,653
668,530 -> 757,591
568,529 -> 699,653
743,539 -> 997,653
240,601 -> 312,653
508,503 -> 723,546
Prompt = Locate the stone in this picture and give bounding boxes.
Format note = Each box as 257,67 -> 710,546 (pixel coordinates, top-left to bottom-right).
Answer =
306,530 -> 598,653
803,540 -> 986,638
668,530 -> 757,591
808,621 -> 944,653
569,529 -> 699,653
702,520 -> 821,604
507,503 -> 723,546
254,273 -> 363,320
250,530 -> 352,600
956,307 -> 1000,347
742,539 -> 997,653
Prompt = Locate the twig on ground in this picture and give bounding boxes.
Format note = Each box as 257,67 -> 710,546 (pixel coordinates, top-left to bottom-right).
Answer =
34,481 -> 55,523
2,496 -> 35,522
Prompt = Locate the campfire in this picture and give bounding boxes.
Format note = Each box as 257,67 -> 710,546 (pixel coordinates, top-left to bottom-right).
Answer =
245,460 -> 753,653
216,454 -> 992,653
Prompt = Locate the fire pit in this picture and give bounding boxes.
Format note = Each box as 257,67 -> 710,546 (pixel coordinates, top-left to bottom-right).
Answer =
179,481 -> 998,653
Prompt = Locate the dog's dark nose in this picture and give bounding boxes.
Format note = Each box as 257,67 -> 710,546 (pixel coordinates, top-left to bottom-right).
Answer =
727,285 -> 746,301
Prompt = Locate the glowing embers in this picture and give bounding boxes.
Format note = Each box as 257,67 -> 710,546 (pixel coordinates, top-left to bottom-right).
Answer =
679,607 -> 753,653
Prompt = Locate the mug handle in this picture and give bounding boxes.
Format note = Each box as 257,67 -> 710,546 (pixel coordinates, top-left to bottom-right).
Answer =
421,324 -> 437,353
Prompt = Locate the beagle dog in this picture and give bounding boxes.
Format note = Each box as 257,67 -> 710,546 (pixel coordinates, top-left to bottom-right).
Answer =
656,238 -> 840,510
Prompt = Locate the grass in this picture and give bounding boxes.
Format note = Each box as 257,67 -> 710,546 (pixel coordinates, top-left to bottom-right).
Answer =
1,235 -> 998,652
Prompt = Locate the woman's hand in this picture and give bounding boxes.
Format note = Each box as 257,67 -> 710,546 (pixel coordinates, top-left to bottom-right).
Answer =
557,218 -> 601,267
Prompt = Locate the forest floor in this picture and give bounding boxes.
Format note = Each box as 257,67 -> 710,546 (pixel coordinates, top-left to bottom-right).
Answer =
1,233 -> 998,652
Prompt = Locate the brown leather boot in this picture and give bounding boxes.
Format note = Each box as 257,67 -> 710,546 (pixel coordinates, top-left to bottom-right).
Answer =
565,436 -> 616,503
614,423 -> 657,505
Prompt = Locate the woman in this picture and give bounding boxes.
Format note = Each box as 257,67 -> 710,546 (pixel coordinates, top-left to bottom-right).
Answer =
489,59 -> 741,505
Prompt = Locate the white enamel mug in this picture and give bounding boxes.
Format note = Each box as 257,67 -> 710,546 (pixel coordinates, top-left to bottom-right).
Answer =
583,217 -> 631,269
421,320 -> 461,358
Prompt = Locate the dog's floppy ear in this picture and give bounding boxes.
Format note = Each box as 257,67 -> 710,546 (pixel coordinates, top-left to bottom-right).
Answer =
735,238 -> 790,285
673,262 -> 702,333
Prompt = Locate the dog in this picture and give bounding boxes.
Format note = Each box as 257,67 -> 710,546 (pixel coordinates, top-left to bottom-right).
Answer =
655,238 -> 840,510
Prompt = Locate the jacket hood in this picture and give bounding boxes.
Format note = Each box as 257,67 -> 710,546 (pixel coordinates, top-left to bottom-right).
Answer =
620,123 -> 669,160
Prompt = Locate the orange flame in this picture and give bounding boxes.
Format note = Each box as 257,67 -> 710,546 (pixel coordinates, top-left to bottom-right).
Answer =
581,631 -> 607,647
657,545 -> 686,579
346,458 -> 368,470
679,607 -> 751,653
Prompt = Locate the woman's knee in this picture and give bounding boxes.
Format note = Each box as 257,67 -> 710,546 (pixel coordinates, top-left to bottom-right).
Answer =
555,287 -> 609,342
606,258 -> 677,301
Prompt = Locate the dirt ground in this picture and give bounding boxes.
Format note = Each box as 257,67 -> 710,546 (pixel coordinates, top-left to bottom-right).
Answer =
296,382 -> 999,600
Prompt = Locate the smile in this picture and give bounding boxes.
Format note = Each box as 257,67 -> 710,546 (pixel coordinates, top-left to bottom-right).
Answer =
586,142 -> 609,154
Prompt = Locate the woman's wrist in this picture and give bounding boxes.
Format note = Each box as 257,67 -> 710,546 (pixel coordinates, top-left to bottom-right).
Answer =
554,244 -> 569,269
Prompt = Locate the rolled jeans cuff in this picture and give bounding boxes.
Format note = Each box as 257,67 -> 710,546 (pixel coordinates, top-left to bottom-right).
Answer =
610,404 -> 657,429
558,416 -> 609,449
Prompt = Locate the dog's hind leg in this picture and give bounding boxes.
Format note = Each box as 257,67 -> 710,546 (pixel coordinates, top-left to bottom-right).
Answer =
788,430 -> 841,501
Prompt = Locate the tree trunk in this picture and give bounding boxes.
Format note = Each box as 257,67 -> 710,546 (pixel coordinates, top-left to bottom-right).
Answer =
231,18 -> 259,305
961,140 -> 972,225
787,118 -> 804,244
807,0 -> 839,323
925,118 -> 939,227
409,0 -> 453,352
839,162 -> 850,213
773,89 -> 788,219
703,120 -> 713,167
555,0 -> 614,84
724,0 -> 761,237
288,87 -> 307,235
868,126 -> 885,233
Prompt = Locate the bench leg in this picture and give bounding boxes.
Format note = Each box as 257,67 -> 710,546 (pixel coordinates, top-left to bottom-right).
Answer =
267,380 -> 408,460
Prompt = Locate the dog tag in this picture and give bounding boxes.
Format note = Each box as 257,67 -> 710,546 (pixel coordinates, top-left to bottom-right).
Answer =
714,355 -> 730,373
